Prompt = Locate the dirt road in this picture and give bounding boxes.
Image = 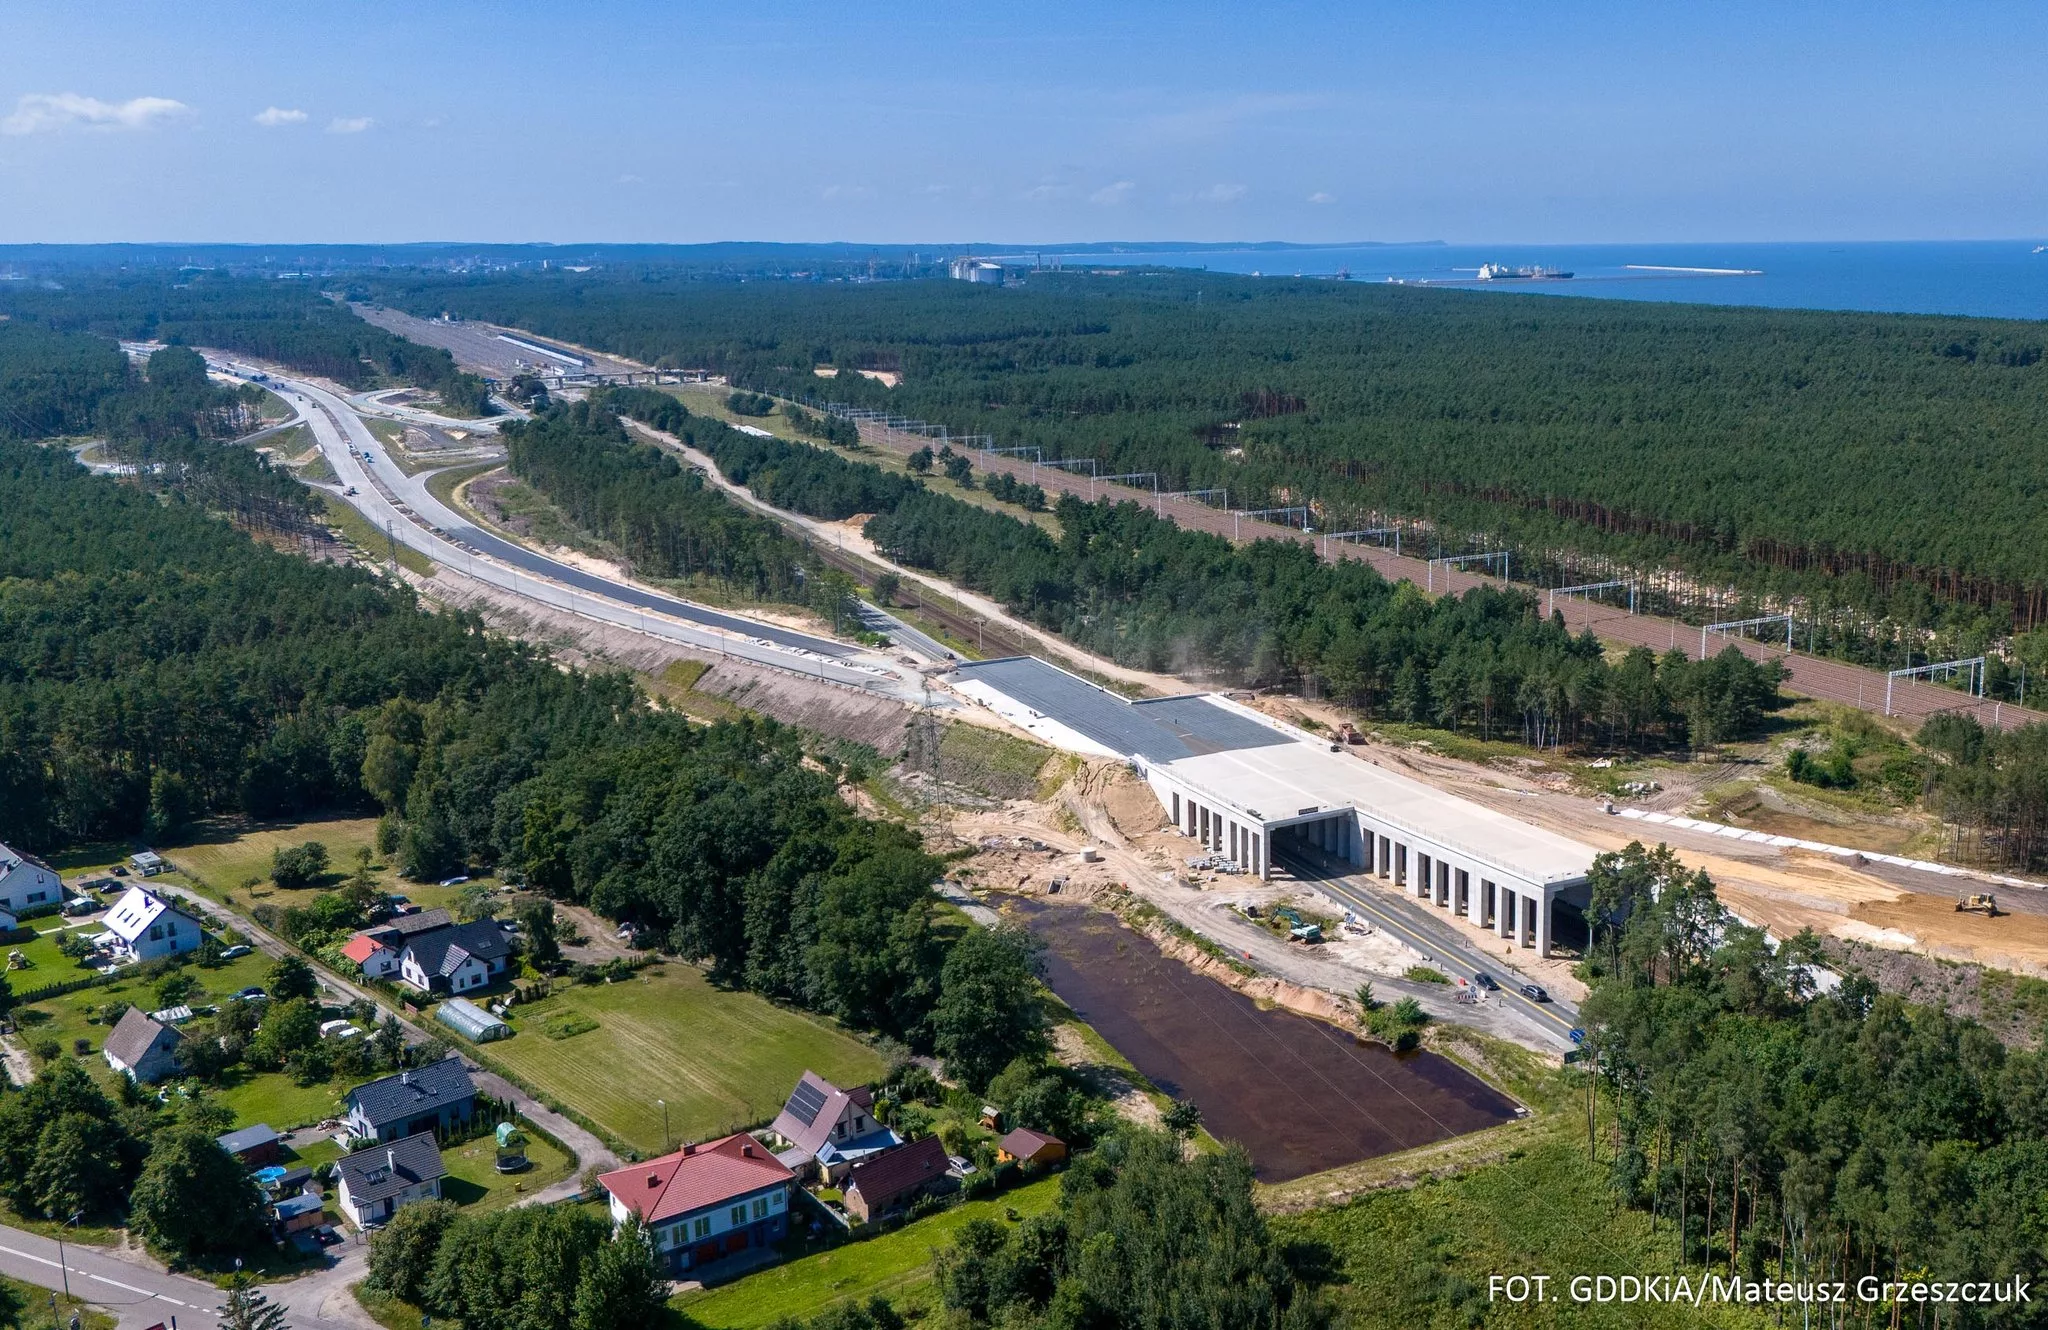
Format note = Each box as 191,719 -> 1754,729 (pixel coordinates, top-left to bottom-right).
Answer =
851,419 -> 2041,733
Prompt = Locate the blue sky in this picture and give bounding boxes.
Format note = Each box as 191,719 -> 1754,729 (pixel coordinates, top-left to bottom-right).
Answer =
1,1 -> 2043,244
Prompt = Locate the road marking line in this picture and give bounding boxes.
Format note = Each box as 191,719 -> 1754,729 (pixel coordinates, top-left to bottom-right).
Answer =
88,1272 -> 184,1305
0,1243 -> 60,1269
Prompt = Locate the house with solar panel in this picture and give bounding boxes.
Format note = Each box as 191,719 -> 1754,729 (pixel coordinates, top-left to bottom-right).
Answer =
598,1134 -> 795,1276
765,1070 -> 901,1184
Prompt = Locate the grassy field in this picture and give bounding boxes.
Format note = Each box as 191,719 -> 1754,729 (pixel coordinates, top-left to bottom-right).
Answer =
159,815 -> 480,919
482,965 -> 884,1156
674,1176 -> 1063,1329
0,1275 -> 115,1330
439,1129 -> 575,1213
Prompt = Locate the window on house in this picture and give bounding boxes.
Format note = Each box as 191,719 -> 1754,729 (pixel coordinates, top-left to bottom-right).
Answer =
730,1205 -> 747,1227
693,1217 -> 710,1238
752,1197 -> 767,1220
148,924 -> 163,941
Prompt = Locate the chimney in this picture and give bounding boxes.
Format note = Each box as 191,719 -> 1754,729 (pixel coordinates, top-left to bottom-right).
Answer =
400,1070 -> 411,1086
682,1142 -> 696,1156
647,1174 -> 660,1189
387,1149 -> 398,1173
742,1144 -> 755,1158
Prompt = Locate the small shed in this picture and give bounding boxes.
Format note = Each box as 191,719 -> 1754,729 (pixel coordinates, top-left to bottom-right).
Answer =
128,851 -> 166,876
996,1128 -> 1068,1168
271,1190 -> 325,1239
218,1123 -> 283,1167
436,996 -> 511,1043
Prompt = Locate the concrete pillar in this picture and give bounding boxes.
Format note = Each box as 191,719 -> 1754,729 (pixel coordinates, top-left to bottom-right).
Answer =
1500,890 -> 1516,941
1361,828 -> 1374,874
1520,893 -> 1536,949
1437,861 -> 1451,909
1394,844 -> 1406,887
1171,792 -> 1180,826
1456,869 -> 1470,918
1535,892 -> 1551,957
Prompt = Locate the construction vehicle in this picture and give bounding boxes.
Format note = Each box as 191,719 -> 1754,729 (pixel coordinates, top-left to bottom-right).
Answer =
1336,722 -> 1364,745
1956,893 -> 2002,917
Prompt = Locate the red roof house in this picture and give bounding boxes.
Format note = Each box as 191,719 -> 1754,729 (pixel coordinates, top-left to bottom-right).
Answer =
598,1134 -> 795,1275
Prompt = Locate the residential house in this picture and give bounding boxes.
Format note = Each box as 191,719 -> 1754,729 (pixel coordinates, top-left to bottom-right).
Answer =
103,1007 -> 183,1083
765,1070 -> 900,1183
100,886 -> 204,962
995,1128 -> 1068,1168
336,1133 -> 446,1228
844,1135 -> 953,1223
396,918 -> 510,996
0,843 -> 61,919
598,1134 -> 794,1277
342,1059 -> 477,1144
340,933 -> 400,980
217,1123 -> 283,1167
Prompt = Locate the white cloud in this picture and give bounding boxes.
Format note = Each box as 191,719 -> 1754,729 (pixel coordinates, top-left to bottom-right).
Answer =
821,183 -> 876,201
1,92 -> 190,136
1089,180 -> 1136,206
616,173 -> 644,185
253,106 -> 307,127
1195,183 -> 1248,204
326,115 -> 374,134
1308,191 -> 1336,205
1024,182 -> 1077,203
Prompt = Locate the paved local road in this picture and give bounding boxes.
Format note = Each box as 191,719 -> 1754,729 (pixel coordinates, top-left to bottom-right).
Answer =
0,1221 -> 366,1330
1279,847 -> 1581,1050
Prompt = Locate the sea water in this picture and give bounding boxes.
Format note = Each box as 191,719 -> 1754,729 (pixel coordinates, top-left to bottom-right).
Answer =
1055,240 -> 2048,321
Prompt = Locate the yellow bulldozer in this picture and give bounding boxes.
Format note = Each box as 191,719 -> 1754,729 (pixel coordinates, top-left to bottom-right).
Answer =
1956,893 -> 2001,917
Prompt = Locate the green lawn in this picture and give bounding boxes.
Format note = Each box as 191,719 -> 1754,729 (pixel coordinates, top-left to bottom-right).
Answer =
675,1177 -> 1063,1329
483,965 -> 885,1155
438,1130 -> 575,1214
1,1275 -> 116,1330
209,1064 -> 353,1132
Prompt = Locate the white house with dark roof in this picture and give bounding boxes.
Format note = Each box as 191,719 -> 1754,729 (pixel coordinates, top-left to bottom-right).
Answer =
99,886 -> 204,962
0,842 -> 61,924
342,1059 -> 478,1144
103,1007 -> 183,1083
336,1133 -> 446,1228
394,918 -> 509,996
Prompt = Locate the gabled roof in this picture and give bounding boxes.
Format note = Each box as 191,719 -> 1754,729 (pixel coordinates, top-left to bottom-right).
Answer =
998,1127 -> 1065,1160
342,934 -> 392,964
338,1132 -> 446,1207
0,843 -> 56,887
345,1058 -> 476,1129
365,908 -> 454,943
102,887 -> 197,944
104,1006 -> 181,1068
846,1135 -> 950,1209
768,1070 -> 875,1158
402,920 -> 509,978
599,1133 -> 792,1226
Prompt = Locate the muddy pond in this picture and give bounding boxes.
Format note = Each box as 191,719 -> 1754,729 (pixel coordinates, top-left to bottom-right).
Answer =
1016,900 -> 1519,1182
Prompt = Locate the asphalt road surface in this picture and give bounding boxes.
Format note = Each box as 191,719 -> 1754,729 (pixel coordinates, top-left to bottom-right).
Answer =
205,359 -> 932,703
1280,847 -> 1582,1049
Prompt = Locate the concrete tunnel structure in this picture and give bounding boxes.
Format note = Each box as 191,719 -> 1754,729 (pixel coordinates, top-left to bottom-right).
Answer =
950,656 -> 1596,957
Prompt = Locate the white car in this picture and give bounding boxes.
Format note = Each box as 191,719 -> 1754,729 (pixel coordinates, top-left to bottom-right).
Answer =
220,944 -> 253,960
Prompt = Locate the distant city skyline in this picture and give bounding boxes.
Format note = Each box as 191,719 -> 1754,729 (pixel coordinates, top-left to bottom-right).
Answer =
2,0 -> 2043,245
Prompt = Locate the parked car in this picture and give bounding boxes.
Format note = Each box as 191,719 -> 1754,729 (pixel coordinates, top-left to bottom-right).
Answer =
220,945 -> 253,960
231,986 -> 268,1003
1472,972 -> 1500,992
438,875 -> 470,888
1519,984 -> 1550,1003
